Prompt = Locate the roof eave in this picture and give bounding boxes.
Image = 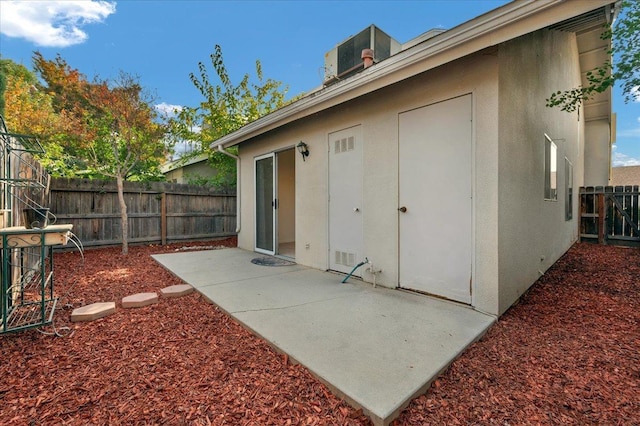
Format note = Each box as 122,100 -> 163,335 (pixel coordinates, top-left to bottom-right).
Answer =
160,152 -> 209,173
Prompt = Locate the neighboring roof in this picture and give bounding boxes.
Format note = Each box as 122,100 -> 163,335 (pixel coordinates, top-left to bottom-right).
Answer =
160,153 -> 208,174
212,0 -> 618,150
611,166 -> 640,186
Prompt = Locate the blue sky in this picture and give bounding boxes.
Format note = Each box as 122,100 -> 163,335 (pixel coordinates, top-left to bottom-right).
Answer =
1,0 -> 638,166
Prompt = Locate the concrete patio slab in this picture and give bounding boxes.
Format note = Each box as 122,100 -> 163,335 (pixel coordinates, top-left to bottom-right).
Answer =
153,248 -> 495,426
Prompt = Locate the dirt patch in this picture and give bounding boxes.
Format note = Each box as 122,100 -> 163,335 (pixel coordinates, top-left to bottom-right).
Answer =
1,241 -> 638,425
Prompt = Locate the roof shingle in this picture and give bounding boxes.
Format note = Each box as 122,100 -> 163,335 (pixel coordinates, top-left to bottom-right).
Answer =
611,166 -> 640,186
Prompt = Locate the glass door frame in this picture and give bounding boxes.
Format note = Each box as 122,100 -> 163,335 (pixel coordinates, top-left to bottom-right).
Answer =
254,152 -> 277,255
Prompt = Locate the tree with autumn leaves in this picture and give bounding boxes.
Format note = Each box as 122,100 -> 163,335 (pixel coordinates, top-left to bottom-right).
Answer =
2,47 -> 290,253
81,73 -> 166,254
1,53 -> 168,254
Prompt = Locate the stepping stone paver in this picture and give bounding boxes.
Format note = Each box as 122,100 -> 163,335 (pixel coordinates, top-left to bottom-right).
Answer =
160,284 -> 193,298
122,292 -> 158,308
71,302 -> 116,322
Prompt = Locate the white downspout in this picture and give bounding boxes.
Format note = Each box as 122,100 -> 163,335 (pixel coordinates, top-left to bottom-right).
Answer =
217,144 -> 241,233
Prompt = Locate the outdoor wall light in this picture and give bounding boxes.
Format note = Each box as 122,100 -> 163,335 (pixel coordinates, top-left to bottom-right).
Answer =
297,141 -> 310,161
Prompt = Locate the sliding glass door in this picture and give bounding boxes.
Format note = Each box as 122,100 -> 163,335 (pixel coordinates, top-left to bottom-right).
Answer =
255,153 -> 275,254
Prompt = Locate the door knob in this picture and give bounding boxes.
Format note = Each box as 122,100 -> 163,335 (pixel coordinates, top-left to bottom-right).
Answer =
398,206 -> 407,213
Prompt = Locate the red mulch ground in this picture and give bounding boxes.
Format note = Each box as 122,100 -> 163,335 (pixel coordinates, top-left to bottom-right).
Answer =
1,240 -> 638,425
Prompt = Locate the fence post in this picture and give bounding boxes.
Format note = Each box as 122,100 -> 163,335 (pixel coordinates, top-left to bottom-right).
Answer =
578,188 -> 583,242
161,192 -> 167,245
597,192 -> 605,244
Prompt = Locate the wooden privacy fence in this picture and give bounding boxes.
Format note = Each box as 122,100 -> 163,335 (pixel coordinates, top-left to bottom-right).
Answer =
49,178 -> 236,247
580,185 -> 640,247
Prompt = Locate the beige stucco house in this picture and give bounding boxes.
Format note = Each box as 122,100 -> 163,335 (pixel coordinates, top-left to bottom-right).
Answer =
161,153 -> 213,184
211,0 -> 618,317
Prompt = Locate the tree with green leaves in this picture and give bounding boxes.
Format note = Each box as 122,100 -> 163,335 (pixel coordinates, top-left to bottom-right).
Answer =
0,61 -> 7,117
169,44 -> 291,188
547,1 -> 639,112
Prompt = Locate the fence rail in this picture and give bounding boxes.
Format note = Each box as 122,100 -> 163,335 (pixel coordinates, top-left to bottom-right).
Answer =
580,185 -> 640,247
49,178 -> 236,247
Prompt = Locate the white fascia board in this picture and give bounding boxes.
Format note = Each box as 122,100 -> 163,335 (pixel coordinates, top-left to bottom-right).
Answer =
211,0 -> 614,150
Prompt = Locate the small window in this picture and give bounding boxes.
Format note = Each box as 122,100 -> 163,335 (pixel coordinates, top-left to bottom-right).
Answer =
565,158 -> 573,220
544,134 -> 557,201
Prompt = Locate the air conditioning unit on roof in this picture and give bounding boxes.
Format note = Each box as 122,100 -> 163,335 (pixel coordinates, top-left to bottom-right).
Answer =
323,25 -> 400,84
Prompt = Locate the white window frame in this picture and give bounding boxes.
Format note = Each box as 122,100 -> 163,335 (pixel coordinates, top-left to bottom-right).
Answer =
565,157 -> 573,220
544,134 -> 557,201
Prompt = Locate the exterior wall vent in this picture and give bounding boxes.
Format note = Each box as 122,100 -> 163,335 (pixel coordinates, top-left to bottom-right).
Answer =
323,25 -> 400,84
335,250 -> 356,267
334,136 -> 355,154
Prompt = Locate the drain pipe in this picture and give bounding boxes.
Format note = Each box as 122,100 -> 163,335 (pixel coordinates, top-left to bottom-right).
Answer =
342,258 -> 369,284
217,144 -> 241,233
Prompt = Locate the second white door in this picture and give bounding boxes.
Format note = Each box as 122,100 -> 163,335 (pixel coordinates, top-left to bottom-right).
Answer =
398,94 -> 473,304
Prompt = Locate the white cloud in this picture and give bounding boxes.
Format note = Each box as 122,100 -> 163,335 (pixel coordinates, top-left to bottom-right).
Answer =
173,141 -> 198,156
612,150 -> 640,167
0,1 -> 116,47
631,86 -> 640,102
155,103 -> 183,118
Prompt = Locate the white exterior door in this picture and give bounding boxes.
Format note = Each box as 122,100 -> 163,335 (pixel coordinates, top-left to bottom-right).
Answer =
398,94 -> 472,304
329,125 -> 364,275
